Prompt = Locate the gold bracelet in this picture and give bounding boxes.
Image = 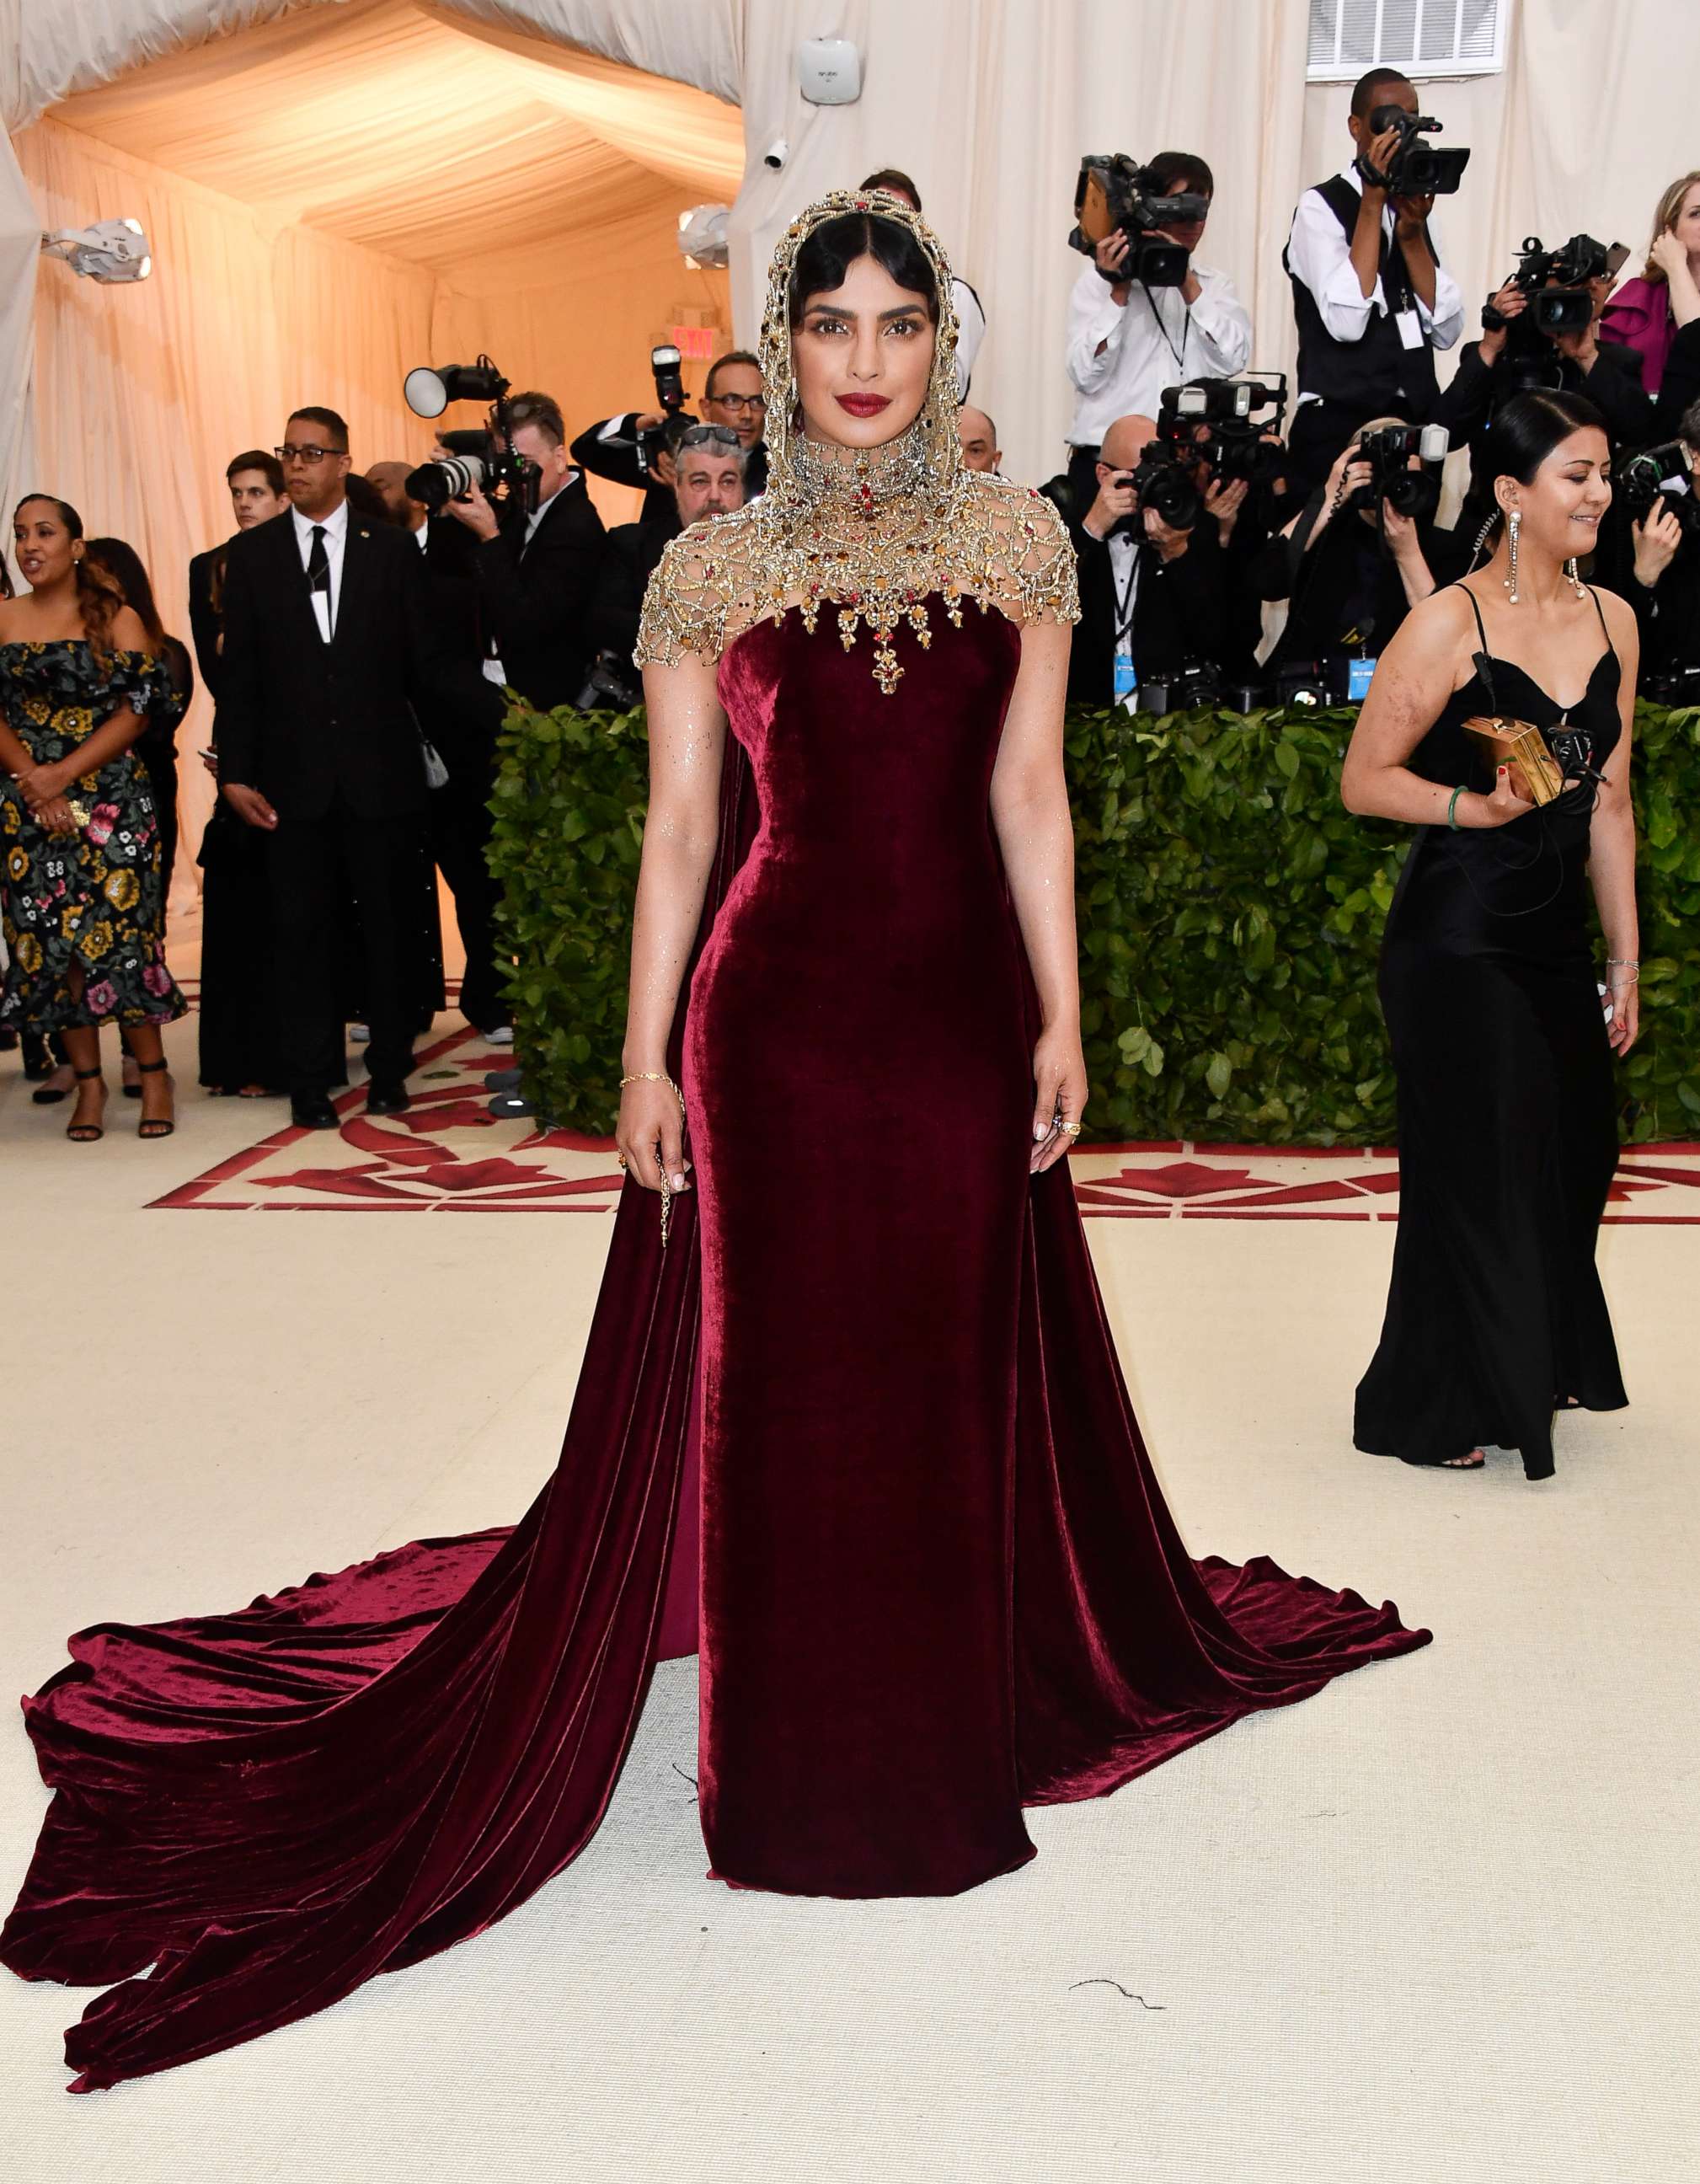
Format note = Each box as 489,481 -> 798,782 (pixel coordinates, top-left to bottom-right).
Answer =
620,1070 -> 685,1115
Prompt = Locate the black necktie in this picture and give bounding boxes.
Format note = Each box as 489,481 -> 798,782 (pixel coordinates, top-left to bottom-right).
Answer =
307,523 -> 331,636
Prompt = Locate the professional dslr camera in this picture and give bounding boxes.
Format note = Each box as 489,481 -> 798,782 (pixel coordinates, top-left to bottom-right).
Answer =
1107,438 -> 1202,533
402,356 -> 539,519
1482,233 -> 1631,375
1346,423 -> 1451,522
1354,105 -> 1470,196
635,343 -> 692,476
1617,442 -> 1700,536
1158,374 -> 1290,486
1069,154 -> 1210,290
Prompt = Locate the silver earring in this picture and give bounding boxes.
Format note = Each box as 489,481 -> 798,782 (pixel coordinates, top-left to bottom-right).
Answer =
1504,510 -> 1521,602
1564,554 -> 1586,598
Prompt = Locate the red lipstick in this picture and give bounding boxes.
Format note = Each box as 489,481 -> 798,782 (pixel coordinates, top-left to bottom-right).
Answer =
836,393 -> 891,416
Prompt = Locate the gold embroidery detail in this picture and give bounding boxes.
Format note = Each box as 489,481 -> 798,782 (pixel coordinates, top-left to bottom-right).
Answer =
633,190 -> 1078,692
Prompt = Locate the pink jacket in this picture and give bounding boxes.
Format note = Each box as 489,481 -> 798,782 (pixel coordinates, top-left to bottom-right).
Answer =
1600,276 -> 1677,393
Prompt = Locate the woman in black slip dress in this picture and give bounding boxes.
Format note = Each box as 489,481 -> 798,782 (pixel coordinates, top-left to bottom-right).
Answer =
1340,389 -> 1639,1480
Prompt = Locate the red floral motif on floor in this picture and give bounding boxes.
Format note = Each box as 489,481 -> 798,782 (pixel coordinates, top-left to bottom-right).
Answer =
147,1027 -> 1700,1222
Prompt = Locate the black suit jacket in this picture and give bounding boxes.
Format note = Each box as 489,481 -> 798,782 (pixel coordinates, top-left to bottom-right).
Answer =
473,474 -> 606,712
188,543 -> 228,700
217,506 -> 477,822
589,510 -> 682,677
1062,513 -> 1232,707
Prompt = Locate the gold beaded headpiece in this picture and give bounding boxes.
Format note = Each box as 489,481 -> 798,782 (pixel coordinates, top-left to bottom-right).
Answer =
758,187 -> 963,521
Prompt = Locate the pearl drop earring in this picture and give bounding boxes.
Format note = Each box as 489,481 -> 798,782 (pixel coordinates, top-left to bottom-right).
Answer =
1564,555 -> 1587,597
1504,509 -> 1521,603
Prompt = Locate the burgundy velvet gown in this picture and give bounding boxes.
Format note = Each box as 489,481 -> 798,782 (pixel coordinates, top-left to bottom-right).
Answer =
2,597 -> 1430,2091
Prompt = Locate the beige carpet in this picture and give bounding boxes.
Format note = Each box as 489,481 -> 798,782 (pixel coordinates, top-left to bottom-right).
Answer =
3,997 -> 1695,2184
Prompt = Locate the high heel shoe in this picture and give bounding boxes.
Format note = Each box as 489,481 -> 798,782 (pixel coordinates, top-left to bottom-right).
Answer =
66,1068 -> 107,1143
136,1057 -> 176,1139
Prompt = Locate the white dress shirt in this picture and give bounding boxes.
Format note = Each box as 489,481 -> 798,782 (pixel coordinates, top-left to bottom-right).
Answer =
1066,256 -> 1253,447
1285,163 -> 1465,403
291,497 -> 350,642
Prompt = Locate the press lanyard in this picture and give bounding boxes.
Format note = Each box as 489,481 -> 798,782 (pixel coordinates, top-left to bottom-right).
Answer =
1140,281 -> 1192,375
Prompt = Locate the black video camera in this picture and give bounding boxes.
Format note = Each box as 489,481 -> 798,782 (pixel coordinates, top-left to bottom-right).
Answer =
401,355 -> 539,520
636,344 -> 692,476
1158,373 -> 1290,486
1346,423 -> 1451,522
1070,155 -> 1210,290
1483,233 -> 1631,359
1355,105 -> 1470,197
1106,438 -> 1202,533
1617,442 -> 1700,535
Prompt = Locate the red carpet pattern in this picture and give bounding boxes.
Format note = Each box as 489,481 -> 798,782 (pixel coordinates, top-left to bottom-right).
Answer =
149,1029 -> 1700,1222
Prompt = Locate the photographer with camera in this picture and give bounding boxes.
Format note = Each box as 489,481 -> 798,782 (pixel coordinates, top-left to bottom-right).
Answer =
571,350 -> 769,520
442,390 -> 606,715
1601,403 -> 1700,701
1284,69 -> 1466,495
1257,419 -> 1466,698
585,420 -> 749,704
1063,151 -> 1251,510
1052,410 -> 1231,711
1438,234 -> 1656,533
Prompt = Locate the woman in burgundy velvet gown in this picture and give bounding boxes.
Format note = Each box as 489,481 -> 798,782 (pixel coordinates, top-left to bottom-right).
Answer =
1,193 -> 1430,2093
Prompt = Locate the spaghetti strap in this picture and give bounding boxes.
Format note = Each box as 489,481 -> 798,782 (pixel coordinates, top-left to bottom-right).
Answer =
1586,585 -> 1615,657
1451,580 -> 1490,653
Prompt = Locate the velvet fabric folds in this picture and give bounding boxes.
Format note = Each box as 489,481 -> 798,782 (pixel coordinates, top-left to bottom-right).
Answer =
3,603 -> 1430,2093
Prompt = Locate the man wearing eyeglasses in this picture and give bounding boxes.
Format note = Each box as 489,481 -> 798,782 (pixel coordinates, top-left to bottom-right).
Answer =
217,405 -> 501,1129
569,351 -> 769,521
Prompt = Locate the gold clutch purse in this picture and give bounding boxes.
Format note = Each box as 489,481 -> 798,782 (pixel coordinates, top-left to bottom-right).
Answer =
1461,715 -> 1566,807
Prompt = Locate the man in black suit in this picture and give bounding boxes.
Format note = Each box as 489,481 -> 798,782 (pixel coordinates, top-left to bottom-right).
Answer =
1053,411 -> 1232,709
588,422 -> 747,686
441,389 -> 606,711
188,449 -> 290,698
369,458 -> 511,1037
219,405 -> 497,1128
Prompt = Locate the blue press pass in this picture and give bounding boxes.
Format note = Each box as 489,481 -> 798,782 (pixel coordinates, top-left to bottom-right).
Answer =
1348,656 -> 1377,702
1113,656 -> 1138,709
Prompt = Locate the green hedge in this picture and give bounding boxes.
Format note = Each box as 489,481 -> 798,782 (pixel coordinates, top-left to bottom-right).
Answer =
489,698 -> 1700,1146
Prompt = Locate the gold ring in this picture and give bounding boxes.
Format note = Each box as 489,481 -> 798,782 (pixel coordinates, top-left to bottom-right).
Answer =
1063,1121 -> 1083,1136
616,1152 -> 628,1170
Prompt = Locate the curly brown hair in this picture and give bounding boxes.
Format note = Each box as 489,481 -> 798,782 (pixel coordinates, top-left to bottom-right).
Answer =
13,495 -> 126,658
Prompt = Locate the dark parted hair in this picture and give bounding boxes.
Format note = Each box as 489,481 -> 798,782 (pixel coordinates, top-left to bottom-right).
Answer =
84,536 -> 165,649
227,447 -> 285,494
787,211 -> 940,327
287,405 -> 350,449
1473,388 -> 1610,549
13,495 -> 125,656
1351,67 -> 1414,118
860,168 -> 921,207
705,349 -> 761,399
505,391 -> 565,449
1144,150 -> 1215,201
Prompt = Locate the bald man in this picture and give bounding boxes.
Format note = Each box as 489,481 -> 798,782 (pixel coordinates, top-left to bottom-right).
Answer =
957,405 -> 1002,474
1058,410 -> 1230,709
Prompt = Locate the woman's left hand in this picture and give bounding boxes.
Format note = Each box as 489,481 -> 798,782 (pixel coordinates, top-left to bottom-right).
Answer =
16,761 -> 67,811
1029,1022 -> 1088,1174
1606,971 -> 1639,1055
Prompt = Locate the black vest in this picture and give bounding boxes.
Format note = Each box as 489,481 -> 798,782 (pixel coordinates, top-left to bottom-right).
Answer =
1286,174 -> 1441,420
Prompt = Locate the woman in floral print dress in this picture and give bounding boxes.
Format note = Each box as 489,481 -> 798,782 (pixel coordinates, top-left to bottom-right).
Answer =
1,496 -> 186,1140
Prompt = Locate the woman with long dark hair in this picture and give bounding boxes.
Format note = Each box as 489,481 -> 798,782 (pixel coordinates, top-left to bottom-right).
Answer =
1342,389 -> 1639,1476
0,497 -> 187,1138
2,196 -> 1429,2090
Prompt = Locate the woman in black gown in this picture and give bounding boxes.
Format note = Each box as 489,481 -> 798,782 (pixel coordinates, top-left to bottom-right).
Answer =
1342,390 -> 1639,1478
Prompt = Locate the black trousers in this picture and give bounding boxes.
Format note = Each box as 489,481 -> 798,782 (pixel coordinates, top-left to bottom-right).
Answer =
430,767 -> 506,1031
265,795 -> 424,1095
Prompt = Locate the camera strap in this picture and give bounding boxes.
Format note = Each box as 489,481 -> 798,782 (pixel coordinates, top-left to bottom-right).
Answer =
1140,280 -> 1192,374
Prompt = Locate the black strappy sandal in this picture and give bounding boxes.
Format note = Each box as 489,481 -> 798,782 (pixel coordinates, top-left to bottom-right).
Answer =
136,1057 -> 176,1139
66,1067 -> 107,1143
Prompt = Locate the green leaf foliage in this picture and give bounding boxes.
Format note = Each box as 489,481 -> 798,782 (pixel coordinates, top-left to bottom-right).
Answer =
487,695 -> 1700,1146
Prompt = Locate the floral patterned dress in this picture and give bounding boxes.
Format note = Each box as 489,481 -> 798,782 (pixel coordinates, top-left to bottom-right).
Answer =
0,640 -> 188,1032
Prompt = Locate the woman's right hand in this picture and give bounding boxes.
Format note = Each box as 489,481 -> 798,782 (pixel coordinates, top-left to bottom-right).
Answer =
617,1077 -> 692,1196
35,795 -> 78,835
1463,767 -> 1537,827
